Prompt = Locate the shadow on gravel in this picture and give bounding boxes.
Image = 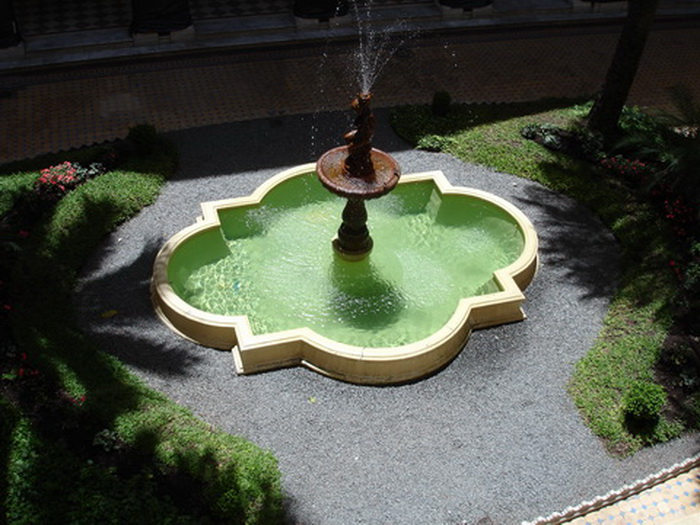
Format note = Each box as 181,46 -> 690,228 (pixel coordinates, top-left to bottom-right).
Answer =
76,238 -> 207,378
164,108 -> 412,180
514,182 -> 621,302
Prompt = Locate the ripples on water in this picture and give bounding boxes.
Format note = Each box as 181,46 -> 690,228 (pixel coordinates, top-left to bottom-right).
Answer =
178,178 -> 524,348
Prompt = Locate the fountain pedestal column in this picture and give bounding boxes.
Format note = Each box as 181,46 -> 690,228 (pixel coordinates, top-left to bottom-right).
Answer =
334,198 -> 373,260
316,93 -> 401,262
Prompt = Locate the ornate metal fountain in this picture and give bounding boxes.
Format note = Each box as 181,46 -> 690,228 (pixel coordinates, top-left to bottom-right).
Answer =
316,93 -> 401,260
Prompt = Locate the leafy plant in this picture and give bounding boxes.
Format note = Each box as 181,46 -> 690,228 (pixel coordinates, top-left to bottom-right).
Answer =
623,380 -> 667,421
520,123 -> 563,151
599,155 -> 657,183
32,161 -> 109,203
1,129 -> 281,522
34,161 -> 81,202
416,134 -> 454,152
615,88 -> 700,213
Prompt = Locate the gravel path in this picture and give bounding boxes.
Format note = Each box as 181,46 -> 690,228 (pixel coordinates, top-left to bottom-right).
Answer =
74,111 -> 699,524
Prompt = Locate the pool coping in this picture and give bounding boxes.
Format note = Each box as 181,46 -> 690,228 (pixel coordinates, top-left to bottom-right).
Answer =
151,164 -> 539,384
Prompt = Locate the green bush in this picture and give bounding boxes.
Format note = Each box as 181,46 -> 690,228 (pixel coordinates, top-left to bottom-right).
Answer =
416,134 -> 454,152
623,380 -> 667,421
431,91 -> 452,117
2,133 -> 282,523
616,90 -> 700,210
520,123 -> 563,151
126,123 -> 160,154
618,105 -> 667,152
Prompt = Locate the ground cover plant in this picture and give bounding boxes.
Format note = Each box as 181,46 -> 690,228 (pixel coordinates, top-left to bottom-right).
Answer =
391,96 -> 699,456
1,126 -> 283,523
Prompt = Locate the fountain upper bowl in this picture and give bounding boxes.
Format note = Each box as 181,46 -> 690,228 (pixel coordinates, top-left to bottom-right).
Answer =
316,146 -> 401,200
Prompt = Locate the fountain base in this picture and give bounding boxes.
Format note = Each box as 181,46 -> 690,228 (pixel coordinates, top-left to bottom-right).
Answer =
151,165 -> 539,385
333,198 -> 373,261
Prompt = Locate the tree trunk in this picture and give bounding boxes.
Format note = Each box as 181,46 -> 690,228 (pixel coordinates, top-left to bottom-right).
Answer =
587,0 -> 660,143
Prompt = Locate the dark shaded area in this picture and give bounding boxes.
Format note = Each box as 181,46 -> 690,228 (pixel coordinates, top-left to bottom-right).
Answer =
293,0 -> 348,20
1,142 -> 283,523
1,368 -> 212,522
75,236 -> 208,377
164,108 -> 412,180
656,333 -> 700,431
0,0 -> 21,49
130,0 -> 192,34
515,177 -> 621,301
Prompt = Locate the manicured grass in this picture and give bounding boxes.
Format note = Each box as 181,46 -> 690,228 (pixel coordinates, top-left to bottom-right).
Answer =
1,137 -> 283,523
391,100 -> 684,456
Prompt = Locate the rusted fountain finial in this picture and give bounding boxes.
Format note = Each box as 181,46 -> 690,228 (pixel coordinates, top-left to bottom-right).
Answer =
316,93 -> 401,261
343,92 -> 376,179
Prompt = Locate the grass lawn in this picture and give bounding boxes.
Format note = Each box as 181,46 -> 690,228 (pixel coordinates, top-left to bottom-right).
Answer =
391,99 -> 693,456
0,130 -> 283,524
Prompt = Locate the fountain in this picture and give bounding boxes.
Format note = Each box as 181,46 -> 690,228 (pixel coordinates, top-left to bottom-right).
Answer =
151,93 -> 538,384
150,5 -> 538,384
316,92 -> 400,260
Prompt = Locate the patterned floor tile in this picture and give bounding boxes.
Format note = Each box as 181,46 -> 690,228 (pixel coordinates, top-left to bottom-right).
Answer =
3,23 -> 700,163
15,0 -> 132,36
568,469 -> 700,525
14,0 -> 436,37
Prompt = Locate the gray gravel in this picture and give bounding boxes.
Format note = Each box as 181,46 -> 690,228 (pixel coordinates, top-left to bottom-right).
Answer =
74,110 -> 699,524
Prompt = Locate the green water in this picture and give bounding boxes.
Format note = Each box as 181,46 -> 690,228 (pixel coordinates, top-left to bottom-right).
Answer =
170,174 -> 524,348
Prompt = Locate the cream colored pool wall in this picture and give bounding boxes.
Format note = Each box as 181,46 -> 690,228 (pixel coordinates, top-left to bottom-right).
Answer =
151,165 -> 539,385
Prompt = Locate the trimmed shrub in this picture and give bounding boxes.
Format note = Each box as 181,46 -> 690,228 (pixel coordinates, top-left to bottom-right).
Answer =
431,91 -> 452,117
127,124 -> 160,154
623,380 -> 667,421
416,134 -> 454,152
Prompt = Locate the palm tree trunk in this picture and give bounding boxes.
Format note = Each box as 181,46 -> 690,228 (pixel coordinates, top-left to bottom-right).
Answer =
587,0 -> 660,144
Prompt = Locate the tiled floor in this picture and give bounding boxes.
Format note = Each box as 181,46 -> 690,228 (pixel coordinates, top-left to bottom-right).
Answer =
10,0 -> 698,38
570,467 -> 700,524
13,0 -> 435,37
3,22 -> 700,163
15,0 -> 132,36
526,460 -> 700,524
